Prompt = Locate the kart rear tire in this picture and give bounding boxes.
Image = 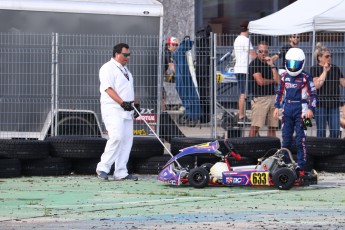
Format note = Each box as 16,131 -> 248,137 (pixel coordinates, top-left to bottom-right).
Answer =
188,167 -> 210,188
200,163 -> 213,172
272,167 -> 297,190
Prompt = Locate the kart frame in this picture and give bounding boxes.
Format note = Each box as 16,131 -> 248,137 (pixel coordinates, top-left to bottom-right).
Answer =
157,140 -> 318,190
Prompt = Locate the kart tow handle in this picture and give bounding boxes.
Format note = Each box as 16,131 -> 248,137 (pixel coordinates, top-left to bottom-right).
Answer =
132,105 -> 182,168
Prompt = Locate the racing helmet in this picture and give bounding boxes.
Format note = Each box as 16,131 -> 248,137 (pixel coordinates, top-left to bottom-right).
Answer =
285,48 -> 305,77
166,37 -> 179,45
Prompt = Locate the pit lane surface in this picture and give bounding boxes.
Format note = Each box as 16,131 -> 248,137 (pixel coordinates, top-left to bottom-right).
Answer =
0,173 -> 344,229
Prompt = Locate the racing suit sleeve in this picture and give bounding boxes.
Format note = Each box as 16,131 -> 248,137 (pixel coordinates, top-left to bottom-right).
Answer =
307,75 -> 317,114
274,75 -> 285,109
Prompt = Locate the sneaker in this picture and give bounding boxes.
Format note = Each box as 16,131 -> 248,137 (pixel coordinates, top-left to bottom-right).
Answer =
96,170 -> 108,180
112,174 -> 138,181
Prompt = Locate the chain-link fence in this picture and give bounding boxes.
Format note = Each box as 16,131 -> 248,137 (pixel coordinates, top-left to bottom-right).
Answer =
1,32 -> 344,141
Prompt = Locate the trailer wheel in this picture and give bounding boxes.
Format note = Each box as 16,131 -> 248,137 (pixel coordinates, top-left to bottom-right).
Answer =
57,116 -> 100,136
272,167 -> 296,190
0,139 -> 49,159
188,167 -> 210,188
0,159 -> 21,178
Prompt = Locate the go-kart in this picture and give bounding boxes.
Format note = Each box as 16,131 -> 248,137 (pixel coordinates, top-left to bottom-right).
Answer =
158,140 -> 318,190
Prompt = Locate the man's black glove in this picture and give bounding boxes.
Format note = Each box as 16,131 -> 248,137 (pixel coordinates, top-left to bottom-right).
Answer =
133,103 -> 140,118
120,101 -> 133,111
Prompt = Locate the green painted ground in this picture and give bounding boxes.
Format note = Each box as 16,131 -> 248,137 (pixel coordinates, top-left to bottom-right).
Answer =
0,174 -> 344,229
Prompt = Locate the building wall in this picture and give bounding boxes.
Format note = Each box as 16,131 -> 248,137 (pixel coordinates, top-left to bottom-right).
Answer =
157,0 -> 195,41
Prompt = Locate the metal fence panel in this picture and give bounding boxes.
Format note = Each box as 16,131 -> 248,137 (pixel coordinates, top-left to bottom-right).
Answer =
1,32 -> 344,141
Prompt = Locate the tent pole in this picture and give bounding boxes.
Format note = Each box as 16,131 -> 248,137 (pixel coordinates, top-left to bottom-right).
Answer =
311,22 -> 316,66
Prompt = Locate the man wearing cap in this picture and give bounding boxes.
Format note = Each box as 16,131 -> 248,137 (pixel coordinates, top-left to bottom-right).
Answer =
233,20 -> 256,124
163,37 -> 183,111
165,37 -> 179,82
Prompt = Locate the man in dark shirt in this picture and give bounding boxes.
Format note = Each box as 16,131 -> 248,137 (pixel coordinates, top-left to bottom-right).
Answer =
248,41 -> 280,137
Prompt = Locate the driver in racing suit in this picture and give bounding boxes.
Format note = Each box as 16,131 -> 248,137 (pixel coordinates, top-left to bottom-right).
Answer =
273,48 -> 317,175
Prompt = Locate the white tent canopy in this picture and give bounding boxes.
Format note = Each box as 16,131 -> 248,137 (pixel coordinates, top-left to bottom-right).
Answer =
248,0 -> 345,35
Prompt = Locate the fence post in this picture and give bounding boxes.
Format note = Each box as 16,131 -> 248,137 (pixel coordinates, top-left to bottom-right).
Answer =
211,33 -> 217,138
54,33 -> 59,136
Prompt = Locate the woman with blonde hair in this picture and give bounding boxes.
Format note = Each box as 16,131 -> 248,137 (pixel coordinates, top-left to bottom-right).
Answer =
310,42 -> 345,138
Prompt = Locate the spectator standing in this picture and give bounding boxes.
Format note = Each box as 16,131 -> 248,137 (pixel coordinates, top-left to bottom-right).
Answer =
274,48 -> 317,174
96,43 -> 139,181
233,20 -> 256,124
310,42 -> 345,138
248,41 -> 280,137
163,37 -> 182,110
272,34 -> 300,68
164,37 -> 179,83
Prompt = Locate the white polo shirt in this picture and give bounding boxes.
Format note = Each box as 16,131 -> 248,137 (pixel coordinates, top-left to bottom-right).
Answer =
99,58 -> 134,119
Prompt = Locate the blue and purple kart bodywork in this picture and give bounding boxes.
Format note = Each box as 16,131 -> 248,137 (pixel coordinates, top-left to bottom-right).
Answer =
158,140 -> 317,190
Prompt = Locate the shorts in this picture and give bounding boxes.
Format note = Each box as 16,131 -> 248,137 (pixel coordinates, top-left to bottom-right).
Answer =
236,73 -> 249,94
251,95 -> 278,128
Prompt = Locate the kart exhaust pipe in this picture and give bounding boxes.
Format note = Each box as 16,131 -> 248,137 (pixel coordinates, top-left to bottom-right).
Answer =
132,105 -> 182,168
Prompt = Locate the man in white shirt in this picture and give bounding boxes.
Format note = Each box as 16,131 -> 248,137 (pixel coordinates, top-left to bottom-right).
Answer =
233,20 -> 256,124
96,43 -> 139,181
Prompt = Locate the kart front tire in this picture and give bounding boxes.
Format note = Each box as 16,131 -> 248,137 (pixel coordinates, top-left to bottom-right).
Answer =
188,167 -> 210,188
272,167 -> 296,190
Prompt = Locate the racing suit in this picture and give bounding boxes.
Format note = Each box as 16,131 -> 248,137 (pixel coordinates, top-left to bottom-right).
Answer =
274,71 -> 317,170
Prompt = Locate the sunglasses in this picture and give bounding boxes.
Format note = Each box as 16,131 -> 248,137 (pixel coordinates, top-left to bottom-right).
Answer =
258,50 -> 269,54
292,36 -> 300,39
121,53 -> 131,57
171,44 -> 178,47
324,54 -> 331,58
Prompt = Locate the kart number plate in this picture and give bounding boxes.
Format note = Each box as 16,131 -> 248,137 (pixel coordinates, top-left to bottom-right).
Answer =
250,172 -> 269,186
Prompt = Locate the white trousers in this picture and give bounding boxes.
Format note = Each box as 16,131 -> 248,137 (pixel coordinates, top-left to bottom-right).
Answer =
96,106 -> 133,179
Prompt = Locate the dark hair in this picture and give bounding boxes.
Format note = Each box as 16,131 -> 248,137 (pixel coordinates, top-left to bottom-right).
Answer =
113,43 -> 129,57
240,20 -> 249,32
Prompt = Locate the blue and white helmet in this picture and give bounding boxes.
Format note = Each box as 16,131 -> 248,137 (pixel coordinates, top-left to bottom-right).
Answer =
285,48 -> 305,77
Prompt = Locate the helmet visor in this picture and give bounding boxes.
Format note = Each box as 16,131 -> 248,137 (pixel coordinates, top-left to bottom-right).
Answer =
286,60 -> 304,71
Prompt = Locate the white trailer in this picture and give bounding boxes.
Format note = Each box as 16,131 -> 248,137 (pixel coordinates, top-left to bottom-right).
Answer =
0,0 -> 164,140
